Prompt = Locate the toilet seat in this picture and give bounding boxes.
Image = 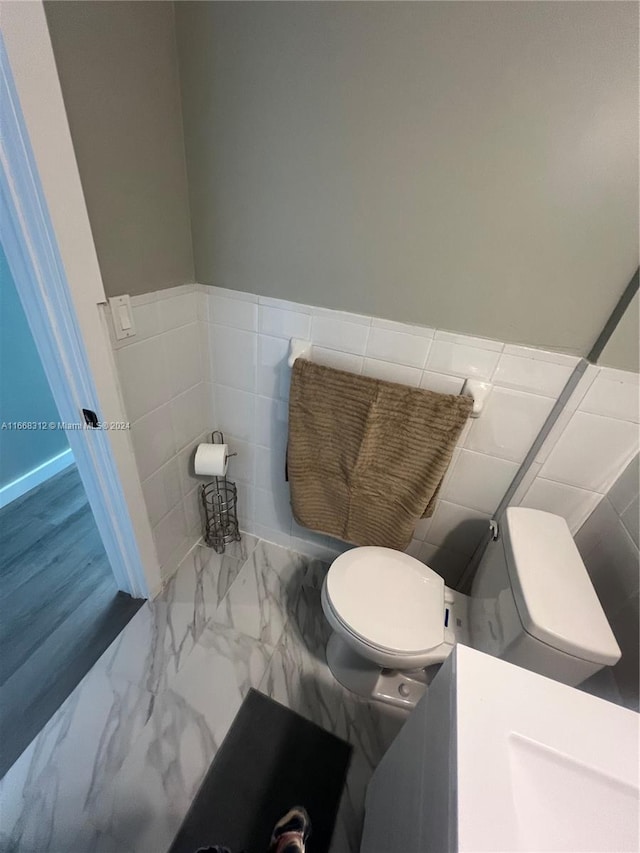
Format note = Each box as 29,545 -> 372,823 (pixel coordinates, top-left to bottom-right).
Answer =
324,547 -> 445,655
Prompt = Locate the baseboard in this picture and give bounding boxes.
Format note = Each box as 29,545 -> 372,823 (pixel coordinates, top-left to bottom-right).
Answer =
0,448 -> 74,509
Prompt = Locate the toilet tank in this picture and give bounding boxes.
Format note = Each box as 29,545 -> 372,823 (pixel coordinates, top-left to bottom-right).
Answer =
469,507 -> 621,687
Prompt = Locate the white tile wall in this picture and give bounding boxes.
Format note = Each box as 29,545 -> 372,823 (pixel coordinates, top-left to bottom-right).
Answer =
363,358 -> 422,386
426,339 -> 501,381
420,371 -> 465,395
164,325 -> 202,398
574,455 -> 639,711
442,450 -> 520,514
208,292 -> 257,331
311,346 -> 364,373
106,285 -> 212,582
580,368 -> 640,423
426,500 -> 491,555
116,335 -> 167,423
514,367 -> 640,533
494,345 -> 577,396
539,412 -> 638,492
464,387 -> 555,463
108,283 -> 638,595
311,311 -> 370,354
259,304 -> 311,340
365,323 -> 433,367
210,324 -> 257,391
204,286 -> 582,587
520,478 -> 603,533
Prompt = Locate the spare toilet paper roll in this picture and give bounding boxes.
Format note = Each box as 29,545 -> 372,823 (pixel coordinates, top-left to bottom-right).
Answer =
194,442 -> 229,477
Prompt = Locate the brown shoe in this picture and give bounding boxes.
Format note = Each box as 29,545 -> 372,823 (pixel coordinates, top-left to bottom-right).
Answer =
268,806 -> 311,853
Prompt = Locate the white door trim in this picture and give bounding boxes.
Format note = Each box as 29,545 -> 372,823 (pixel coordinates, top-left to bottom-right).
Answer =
1,5 -> 162,598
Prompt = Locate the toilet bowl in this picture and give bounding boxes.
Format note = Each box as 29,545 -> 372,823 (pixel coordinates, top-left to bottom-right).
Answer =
321,508 -> 622,708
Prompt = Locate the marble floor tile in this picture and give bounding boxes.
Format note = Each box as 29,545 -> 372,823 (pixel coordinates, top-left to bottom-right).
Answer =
161,536 -> 259,610
99,600 -> 196,695
210,532 -> 261,563
0,662 -> 155,853
259,632 -> 338,734
259,578 -> 408,853
196,619 -> 275,698
327,811 -> 355,853
251,539 -> 309,588
336,692 -> 407,773
259,585 -> 340,733
211,540 -> 306,647
107,535 -> 260,697
2,536 -> 405,853
65,819 -> 136,853
286,579 -> 333,657
327,698 -> 407,853
299,558 -> 330,593
90,625 -> 273,853
330,747 -> 374,853
159,535 -> 259,645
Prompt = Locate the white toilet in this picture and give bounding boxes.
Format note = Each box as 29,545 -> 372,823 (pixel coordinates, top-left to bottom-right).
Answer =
321,507 -> 621,707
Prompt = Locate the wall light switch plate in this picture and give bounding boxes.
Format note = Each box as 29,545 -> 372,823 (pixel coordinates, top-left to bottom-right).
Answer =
108,295 -> 136,341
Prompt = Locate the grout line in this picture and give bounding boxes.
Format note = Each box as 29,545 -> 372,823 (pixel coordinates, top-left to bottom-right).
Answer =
203,288 -> 591,369
456,357 -> 592,592
493,358 -> 591,516
362,321 -> 372,356
113,317 -> 201,352
531,474 -> 605,495
121,290 -> 638,589
130,378 -> 206,429
151,498 -> 188,536
153,283 -> 198,301
418,339 -> 432,371
126,283 -> 197,307
427,497 -> 491,522
573,405 -> 640,427
488,352 -> 502,383
566,364 -> 600,412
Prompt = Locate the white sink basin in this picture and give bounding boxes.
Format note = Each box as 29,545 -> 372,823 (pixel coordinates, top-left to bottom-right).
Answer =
361,645 -> 640,853
456,648 -> 640,853
509,733 -> 639,852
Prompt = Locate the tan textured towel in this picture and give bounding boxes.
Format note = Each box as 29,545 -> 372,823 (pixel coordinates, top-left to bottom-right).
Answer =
287,359 -> 473,551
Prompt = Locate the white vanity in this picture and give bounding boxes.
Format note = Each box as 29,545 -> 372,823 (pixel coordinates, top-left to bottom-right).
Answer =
361,644 -> 640,852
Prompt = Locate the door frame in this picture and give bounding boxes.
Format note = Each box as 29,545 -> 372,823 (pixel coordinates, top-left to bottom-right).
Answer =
1,6 -> 161,599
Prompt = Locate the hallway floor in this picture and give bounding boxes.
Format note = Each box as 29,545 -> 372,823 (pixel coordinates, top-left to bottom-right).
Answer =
0,465 -> 144,778
0,534 -> 406,853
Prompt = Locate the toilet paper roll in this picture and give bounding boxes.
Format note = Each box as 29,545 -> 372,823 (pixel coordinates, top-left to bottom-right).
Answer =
194,442 -> 229,477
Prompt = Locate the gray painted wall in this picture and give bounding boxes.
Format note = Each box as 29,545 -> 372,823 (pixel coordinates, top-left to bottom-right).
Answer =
175,1 -> 638,357
45,1 -> 194,298
598,290 -> 639,373
576,455 -> 639,711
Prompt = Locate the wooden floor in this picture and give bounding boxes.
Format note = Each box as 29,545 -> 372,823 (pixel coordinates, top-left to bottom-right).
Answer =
0,465 -> 144,777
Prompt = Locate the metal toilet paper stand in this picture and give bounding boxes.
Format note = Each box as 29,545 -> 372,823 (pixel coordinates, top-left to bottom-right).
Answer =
200,431 -> 241,553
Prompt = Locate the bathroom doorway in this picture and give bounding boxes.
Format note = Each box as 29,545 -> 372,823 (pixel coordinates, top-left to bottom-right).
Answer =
0,244 -> 144,777
0,25 -> 154,777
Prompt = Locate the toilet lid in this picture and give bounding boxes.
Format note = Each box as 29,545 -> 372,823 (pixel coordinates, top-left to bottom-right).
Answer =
326,547 -> 445,654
